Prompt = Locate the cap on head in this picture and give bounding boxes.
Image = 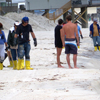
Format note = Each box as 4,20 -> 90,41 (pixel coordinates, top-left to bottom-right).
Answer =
93,18 -> 97,22
0,22 -> 3,30
14,21 -> 20,26
22,17 -> 29,23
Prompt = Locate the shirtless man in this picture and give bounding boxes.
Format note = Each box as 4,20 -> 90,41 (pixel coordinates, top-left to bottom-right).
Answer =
61,15 -> 79,69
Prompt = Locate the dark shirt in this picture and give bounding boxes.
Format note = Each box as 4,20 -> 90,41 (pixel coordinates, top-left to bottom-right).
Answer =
16,24 -> 33,44
7,27 -> 18,46
54,25 -> 62,48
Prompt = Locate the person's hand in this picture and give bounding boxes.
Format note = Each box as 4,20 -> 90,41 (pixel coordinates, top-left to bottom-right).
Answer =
33,38 -> 37,46
89,34 -> 92,38
5,45 -> 10,51
63,42 -> 65,48
77,41 -> 79,46
99,33 -> 100,36
80,35 -> 83,39
14,38 -> 17,46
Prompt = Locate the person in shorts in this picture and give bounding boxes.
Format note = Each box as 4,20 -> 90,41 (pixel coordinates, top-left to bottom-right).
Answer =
61,15 -> 79,69
54,19 -> 64,68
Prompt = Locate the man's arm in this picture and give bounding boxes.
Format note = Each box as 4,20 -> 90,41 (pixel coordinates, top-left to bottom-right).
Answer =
31,32 -> 37,46
80,30 -> 83,39
89,31 -> 92,38
5,42 -> 7,47
90,31 -> 92,34
31,32 -> 36,39
80,30 -> 82,35
75,25 -> 79,46
7,31 -> 12,46
61,27 -> 65,47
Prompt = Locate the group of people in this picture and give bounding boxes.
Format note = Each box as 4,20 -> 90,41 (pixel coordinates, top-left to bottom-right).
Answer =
0,17 -> 37,70
54,15 -> 83,69
55,15 -> 100,69
0,15 -> 100,70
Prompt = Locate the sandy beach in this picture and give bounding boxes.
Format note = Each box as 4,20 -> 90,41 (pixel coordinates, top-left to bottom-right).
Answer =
0,12 -> 100,100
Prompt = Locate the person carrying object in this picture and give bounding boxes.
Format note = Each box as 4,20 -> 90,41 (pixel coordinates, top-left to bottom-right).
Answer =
14,17 -> 37,70
0,22 -> 7,70
74,21 -> 83,48
89,18 -> 100,51
7,21 -> 20,69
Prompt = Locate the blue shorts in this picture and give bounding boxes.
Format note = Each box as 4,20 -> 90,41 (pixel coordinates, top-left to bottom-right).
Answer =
65,38 -> 77,54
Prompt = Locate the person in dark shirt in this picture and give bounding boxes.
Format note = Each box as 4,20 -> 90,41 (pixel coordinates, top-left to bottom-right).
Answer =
7,21 -> 20,69
54,19 -> 64,68
14,17 -> 37,70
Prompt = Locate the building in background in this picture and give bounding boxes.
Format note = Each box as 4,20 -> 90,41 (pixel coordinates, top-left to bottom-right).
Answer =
0,0 -> 18,15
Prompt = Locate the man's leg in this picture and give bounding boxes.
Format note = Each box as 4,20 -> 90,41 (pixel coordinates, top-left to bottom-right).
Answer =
92,36 -> 97,51
56,47 -> 64,68
25,42 -> 33,70
11,49 -> 17,69
11,49 -> 17,61
97,36 -> 100,51
0,45 -> 5,70
66,54 -> 72,69
17,44 -> 25,70
73,54 -> 78,68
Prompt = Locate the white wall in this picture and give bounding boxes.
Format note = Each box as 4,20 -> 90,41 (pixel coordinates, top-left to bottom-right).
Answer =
75,7 -> 97,14
25,0 -> 70,10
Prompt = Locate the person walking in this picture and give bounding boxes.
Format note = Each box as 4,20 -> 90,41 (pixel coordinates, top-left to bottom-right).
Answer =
74,21 -> 83,48
14,17 -> 37,70
89,19 -> 100,51
61,15 -> 79,69
0,22 -> 7,70
7,21 -> 20,69
54,19 -> 64,68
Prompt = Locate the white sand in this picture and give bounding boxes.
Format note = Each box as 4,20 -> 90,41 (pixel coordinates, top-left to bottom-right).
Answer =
0,12 -> 100,100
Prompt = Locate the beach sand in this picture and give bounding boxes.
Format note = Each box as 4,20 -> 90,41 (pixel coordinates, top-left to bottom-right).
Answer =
0,12 -> 100,100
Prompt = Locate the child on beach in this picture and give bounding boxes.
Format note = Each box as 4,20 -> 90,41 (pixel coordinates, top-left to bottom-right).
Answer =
0,22 -> 7,70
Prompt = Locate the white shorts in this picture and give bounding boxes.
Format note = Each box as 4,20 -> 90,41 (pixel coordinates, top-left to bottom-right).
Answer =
0,45 -> 5,62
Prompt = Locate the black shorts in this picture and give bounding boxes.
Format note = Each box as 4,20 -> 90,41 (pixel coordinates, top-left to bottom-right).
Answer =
65,38 -> 77,54
55,40 -> 63,48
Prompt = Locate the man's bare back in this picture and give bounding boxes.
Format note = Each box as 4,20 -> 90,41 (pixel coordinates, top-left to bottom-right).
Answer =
61,15 -> 79,69
63,21 -> 78,39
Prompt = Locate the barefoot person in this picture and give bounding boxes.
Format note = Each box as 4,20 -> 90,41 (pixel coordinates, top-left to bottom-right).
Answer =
54,19 -> 64,68
61,15 -> 79,69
